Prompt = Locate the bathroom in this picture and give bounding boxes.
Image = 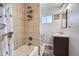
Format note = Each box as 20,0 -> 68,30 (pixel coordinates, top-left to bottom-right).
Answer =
0,3 -> 79,56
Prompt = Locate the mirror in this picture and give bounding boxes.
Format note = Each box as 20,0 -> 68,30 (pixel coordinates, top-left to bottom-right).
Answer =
61,9 -> 68,28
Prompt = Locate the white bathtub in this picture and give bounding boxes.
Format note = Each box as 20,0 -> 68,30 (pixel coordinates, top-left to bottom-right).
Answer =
14,45 -> 38,56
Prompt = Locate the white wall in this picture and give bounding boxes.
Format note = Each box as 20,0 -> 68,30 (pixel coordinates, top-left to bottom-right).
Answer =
41,19 -> 61,44
67,4 -> 79,56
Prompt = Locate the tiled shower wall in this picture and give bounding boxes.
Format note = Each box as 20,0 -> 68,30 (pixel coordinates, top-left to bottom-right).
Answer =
12,3 -> 40,50
24,3 -> 40,46
12,4 -> 25,50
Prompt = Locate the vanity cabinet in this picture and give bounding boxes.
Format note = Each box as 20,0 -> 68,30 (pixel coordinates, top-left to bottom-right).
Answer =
53,37 -> 69,56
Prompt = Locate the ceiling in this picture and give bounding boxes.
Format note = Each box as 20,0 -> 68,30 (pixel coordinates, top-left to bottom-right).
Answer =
40,3 -> 63,16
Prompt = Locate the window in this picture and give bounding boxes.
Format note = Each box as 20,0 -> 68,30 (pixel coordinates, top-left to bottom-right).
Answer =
41,16 -> 47,23
41,16 -> 52,24
47,16 -> 52,23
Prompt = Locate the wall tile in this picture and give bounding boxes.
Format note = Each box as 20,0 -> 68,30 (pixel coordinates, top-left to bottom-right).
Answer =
12,4 -> 25,50
25,3 -> 40,46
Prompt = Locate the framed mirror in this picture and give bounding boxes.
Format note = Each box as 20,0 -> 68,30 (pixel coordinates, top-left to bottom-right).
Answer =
61,9 -> 68,28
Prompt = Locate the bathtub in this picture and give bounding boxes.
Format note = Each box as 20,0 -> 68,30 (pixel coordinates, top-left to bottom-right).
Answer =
14,45 -> 38,56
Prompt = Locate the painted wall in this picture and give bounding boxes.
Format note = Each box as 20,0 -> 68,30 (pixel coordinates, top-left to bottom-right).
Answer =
41,19 -> 61,44
67,4 -> 79,56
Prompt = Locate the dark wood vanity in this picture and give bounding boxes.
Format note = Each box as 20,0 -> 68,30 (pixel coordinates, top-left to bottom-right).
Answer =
53,36 -> 69,56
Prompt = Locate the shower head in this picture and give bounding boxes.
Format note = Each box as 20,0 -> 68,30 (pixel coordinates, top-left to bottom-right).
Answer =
0,23 -> 6,30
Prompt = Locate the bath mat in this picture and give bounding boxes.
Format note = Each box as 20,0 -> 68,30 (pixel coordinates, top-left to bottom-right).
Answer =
42,45 -> 54,56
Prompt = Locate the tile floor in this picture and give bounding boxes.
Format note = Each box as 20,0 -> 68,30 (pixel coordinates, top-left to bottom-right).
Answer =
42,45 -> 54,56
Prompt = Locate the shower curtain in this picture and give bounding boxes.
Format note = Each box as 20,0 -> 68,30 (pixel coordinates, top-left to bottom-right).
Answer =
0,3 -> 13,56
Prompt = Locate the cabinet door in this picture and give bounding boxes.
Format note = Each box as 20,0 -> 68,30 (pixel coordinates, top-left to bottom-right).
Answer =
53,37 -> 69,56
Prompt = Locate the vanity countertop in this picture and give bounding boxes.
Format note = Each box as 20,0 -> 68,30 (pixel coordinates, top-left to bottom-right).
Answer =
53,32 -> 71,38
